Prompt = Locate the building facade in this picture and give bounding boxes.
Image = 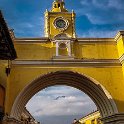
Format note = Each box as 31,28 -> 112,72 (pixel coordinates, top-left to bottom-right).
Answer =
0,10 -> 17,122
79,111 -> 102,124
0,0 -> 124,123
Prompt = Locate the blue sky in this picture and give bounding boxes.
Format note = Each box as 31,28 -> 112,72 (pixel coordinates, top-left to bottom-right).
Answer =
1,0 -> 124,38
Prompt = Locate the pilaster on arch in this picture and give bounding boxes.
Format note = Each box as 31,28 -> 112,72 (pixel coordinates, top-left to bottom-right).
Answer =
10,71 -> 118,120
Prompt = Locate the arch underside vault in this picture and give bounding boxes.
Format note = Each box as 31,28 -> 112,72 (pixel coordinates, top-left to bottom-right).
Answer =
10,71 -> 118,120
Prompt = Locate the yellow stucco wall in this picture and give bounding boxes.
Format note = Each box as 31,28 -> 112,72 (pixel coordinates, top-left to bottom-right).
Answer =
6,66 -> 124,114
117,37 -> 124,58
73,42 -> 118,59
14,41 -> 118,60
116,35 -> 124,86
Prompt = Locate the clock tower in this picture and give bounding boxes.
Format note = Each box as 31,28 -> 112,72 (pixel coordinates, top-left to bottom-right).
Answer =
44,0 -> 76,58
44,0 -> 76,39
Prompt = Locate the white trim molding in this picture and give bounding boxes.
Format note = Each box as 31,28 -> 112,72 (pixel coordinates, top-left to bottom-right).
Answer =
77,38 -> 116,44
115,31 -> 124,42
13,37 -> 117,44
11,59 -> 121,67
14,37 -> 49,44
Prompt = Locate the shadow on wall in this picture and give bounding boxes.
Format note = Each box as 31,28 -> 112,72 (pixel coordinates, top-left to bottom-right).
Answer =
16,43 -> 56,60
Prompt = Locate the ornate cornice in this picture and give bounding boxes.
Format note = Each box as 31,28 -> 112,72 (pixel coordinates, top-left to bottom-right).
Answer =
48,12 -> 72,15
77,38 -> 116,44
14,37 -> 50,44
11,59 -> 121,67
115,31 -> 124,42
14,37 -> 116,44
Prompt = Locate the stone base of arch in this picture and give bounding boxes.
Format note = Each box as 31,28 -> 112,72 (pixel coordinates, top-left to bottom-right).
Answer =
101,113 -> 124,124
2,116 -> 21,124
2,114 -> 124,124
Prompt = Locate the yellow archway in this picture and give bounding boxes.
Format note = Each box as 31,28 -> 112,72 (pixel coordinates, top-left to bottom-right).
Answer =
10,71 -> 118,120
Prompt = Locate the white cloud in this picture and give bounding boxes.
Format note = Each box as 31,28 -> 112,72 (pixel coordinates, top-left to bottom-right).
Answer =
79,0 -> 124,25
108,0 -> 124,10
26,86 -> 96,117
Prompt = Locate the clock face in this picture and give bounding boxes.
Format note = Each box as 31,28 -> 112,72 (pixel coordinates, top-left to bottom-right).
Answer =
54,17 -> 69,30
56,19 -> 66,29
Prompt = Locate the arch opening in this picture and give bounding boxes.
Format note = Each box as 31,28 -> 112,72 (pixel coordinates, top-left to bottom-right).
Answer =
26,85 -> 97,124
10,71 -> 118,120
